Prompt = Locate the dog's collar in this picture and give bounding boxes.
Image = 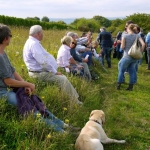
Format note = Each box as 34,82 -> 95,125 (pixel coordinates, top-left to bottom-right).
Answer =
90,119 -> 101,125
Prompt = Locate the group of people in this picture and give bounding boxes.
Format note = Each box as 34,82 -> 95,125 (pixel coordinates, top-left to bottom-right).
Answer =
0,24 -> 113,133
0,20 -> 148,134
0,24 -> 83,133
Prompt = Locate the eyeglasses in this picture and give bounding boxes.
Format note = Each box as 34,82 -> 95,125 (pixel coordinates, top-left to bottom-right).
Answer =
72,42 -> 76,45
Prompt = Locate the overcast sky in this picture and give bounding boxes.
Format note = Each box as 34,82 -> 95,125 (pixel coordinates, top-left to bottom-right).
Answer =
0,0 -> 150,19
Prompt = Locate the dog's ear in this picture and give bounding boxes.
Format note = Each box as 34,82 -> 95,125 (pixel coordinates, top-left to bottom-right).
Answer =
90,110 -> 95,117
100,110 -> 105,124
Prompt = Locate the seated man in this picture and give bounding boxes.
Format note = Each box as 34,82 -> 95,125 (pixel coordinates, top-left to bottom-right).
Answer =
23,25 -> 82,105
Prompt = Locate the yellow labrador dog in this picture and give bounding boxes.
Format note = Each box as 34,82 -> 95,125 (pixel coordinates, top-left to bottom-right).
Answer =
75,110 -> 125,150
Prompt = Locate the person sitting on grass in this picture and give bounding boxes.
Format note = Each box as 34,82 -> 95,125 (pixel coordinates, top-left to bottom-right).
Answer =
0,24 -> 79,133
91,40 -> 107,72
23,25 -> 83,105
0,24 -> 80,133
57,35 -> 84,77
70,38 -> 92,80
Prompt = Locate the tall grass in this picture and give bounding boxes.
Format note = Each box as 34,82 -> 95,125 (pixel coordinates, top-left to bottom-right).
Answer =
0,27 -> 150,150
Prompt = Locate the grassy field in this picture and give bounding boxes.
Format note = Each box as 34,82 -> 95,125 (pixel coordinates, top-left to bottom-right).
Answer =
0,27 -> 150,150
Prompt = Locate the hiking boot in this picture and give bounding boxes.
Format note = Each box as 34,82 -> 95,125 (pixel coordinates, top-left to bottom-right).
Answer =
117,83 -> 121,90
126,84 -> 133,91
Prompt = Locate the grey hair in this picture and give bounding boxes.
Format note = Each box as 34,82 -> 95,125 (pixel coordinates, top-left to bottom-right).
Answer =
100,27 -> 105,31
67,32 -> 75,37
29,25 -> 42,35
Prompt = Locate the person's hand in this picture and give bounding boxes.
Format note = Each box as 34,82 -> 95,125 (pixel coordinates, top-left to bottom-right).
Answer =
76,64 -> 83,69
55,72 -> 62,75
82,58 -> 88,63
117,40 -> 121,44
25,83 -> 35,94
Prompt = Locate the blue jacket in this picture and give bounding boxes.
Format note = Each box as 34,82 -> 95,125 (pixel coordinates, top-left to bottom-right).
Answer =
97,31 -> 113,48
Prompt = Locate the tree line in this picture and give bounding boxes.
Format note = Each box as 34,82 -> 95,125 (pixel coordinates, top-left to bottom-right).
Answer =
71,13 -> 150,36
0,13 -> 150,36
0,15 -> 72,30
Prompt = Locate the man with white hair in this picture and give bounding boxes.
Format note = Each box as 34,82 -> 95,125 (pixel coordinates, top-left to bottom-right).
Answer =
23,25 -> 82,105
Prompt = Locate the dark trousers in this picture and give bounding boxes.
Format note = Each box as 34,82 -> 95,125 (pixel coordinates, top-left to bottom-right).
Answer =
101,47 -> 111,68
147,48 -> 150,69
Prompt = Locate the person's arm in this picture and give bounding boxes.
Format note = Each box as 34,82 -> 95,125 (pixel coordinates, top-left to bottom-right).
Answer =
69,57 -> 77,65
70,49 -> 82,62
3,78 -> 35,94
139,37 -> 145,52
121,37 -> 125,50
13,71 -> 24,81
145,34 -> 150,48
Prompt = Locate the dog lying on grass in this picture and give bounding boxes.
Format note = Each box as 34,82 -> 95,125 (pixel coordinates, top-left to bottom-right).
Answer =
75,110 -> 126,150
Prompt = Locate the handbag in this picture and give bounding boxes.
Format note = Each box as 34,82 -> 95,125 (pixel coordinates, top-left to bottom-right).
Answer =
128,35 -> 142,59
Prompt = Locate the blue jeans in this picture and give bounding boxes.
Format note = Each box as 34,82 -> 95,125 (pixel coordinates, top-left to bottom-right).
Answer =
101,47 -> 111,67
81,51 -> 93,66
118,56 -> 138,84
147,48 -> 150,69
0,90 -> 65,132
34,110 -> 65,132
0,89 -> 17,106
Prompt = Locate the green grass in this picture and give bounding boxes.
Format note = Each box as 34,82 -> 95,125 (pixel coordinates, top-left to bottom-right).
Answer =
0,27 -> 150,150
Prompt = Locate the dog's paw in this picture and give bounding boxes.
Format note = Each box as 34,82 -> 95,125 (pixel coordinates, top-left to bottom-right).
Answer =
120,140 -> 126,143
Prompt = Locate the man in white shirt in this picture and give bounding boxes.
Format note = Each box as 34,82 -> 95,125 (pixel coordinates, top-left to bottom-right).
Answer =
23,25 -> 82,105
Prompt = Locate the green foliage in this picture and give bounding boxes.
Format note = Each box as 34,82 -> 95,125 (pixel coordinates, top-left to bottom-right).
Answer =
0,15 -> 73,30
93,15 -> 111,27
26,16 -> 40,21
110,13 -> 150,36
41,16 -> 50,22
123,13 -> 150,33
71,18 -> 99,32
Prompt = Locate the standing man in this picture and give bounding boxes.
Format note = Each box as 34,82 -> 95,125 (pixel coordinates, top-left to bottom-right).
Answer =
145,31 -> 150,70
23,25 -> 82,105
97,27 -> 113,68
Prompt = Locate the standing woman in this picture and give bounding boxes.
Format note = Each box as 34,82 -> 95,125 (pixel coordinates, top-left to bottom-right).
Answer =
117,24 -> 145,91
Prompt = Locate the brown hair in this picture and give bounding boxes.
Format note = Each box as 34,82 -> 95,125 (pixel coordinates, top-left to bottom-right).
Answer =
0,24 -> 11,44
92,40 -> 99,48
128,24 -> 137,33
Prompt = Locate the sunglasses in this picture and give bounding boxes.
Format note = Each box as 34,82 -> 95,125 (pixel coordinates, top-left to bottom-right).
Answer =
72,42 -> 76,45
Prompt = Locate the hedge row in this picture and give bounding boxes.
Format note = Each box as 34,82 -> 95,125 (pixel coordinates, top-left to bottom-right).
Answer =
0,15 -> 74,30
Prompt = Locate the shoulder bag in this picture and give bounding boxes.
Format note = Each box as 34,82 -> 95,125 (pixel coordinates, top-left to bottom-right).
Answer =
128,35 -> 142,59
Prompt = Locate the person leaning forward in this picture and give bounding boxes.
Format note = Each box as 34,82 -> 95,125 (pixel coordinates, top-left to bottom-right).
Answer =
23,25 -> 83,105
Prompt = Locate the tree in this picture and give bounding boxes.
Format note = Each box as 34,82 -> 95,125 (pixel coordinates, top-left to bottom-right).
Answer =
26,17 -> 40,21
41,16 -> 49,22
34,16 -> 40,21
93,15 -> 111,27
